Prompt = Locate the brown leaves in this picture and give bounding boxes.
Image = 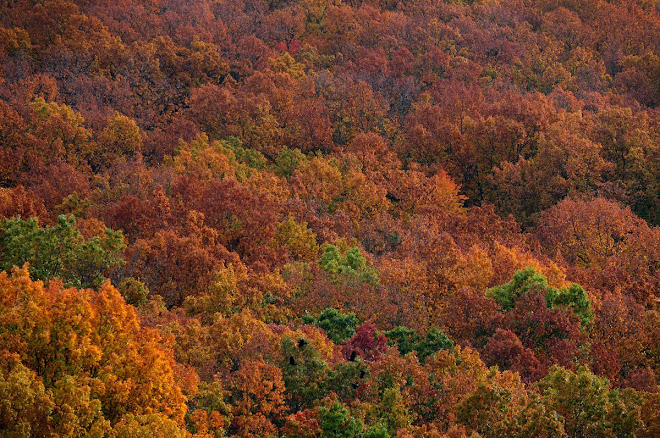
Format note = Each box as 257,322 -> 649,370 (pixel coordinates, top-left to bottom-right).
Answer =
229,359 -> 287,437
536,196 -> 660,305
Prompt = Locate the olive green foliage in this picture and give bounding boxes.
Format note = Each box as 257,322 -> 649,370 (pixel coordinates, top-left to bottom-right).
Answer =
185,380 -> 231,433
281,335 -> 371,413
318,402 -> 390,438
385,327 -> 453,362
326,360 -> 367,403
545,283 -> 593,327
0,360 -> 54,437
275,147 -> 306,178
223,136 -> 266,170
487,267 -> 548,311
384,326 -> 419,355
118,277 -> 149,306
319,245 -> 379,286
487,268 -> 593,326
364,423 -> 390,438
456,382 -> 567,438
537,366 -> 642,438
281,337 -> 329,411
415,328 -> 454,361
319,402 -> 363,438
0,215 -> 125,289
303,308 -> 359,344
275,217 -> 319,261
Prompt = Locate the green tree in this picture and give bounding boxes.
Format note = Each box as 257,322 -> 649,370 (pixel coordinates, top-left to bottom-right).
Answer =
415,328 -> 454,362
487,268 -> 592,326
537,366 -> 642,438
118,277 -> 149,307
487,267 -> 548,311
384,326 -> 453,362
319,245 -> 379,286
384,326 -> 420,355
276,147 -> 306,178
281,336 -> 329,411
303,308 -> 359,344
318,401 -> 364,438
545,283 -> 593,327
0,215 -> 125,289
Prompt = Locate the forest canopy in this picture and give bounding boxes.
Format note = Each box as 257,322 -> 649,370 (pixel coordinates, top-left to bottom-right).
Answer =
0,0 -> 659,436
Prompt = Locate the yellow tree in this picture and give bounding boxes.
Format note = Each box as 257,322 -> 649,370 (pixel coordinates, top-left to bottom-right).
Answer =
0,266 -> 189,434
229,359 -> 287,437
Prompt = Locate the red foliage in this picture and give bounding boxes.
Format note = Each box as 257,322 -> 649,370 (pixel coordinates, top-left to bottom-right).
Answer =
342,322 -> 388,362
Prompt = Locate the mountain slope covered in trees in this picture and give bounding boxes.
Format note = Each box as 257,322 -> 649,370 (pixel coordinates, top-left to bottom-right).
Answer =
0,0 -> 659,436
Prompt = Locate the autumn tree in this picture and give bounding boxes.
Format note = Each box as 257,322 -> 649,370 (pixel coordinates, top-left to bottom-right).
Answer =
228,359 -> 287,437
0,267 -> 188,435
